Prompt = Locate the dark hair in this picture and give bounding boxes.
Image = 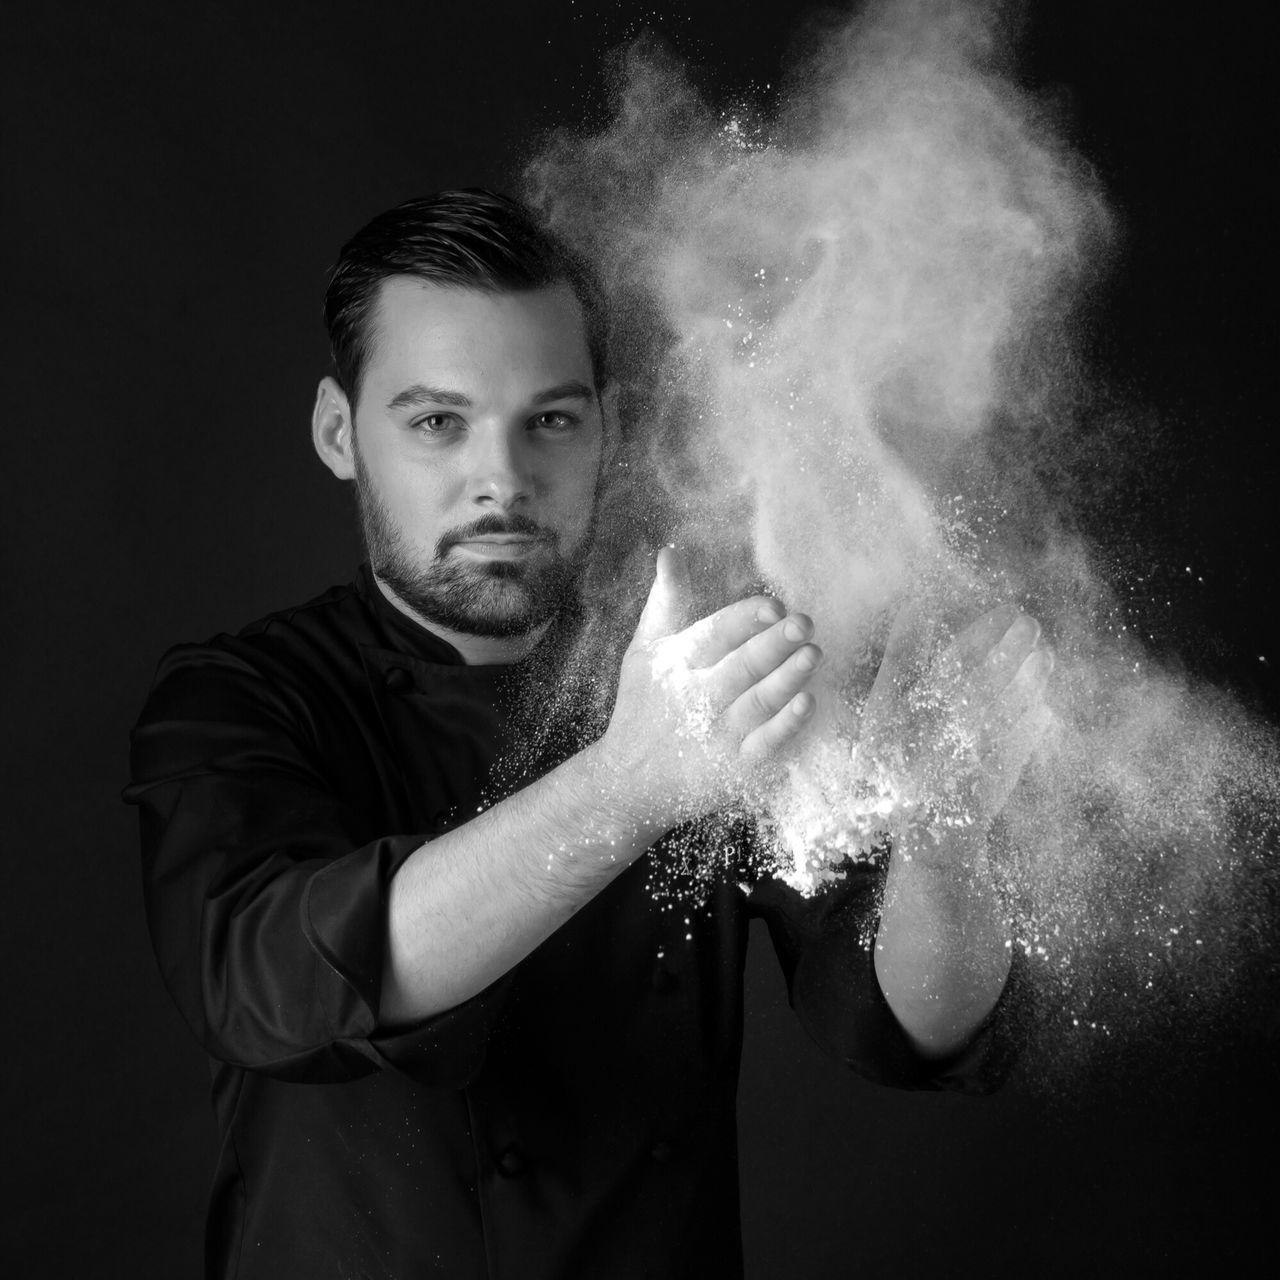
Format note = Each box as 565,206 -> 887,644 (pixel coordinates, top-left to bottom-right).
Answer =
324,188 -> 608,409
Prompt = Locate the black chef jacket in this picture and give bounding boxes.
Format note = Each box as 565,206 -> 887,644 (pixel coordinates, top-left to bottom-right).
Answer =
125,564 -> 1019,1280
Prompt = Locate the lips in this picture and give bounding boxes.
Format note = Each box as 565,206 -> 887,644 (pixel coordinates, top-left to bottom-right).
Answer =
453,536 -> 546,560
438,516 -> 553,559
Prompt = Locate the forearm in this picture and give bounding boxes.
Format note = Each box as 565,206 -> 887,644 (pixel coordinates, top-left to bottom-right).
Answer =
872,829 -> 1011,1058
381,741 -> 666,1024
383,552 -> 825,1026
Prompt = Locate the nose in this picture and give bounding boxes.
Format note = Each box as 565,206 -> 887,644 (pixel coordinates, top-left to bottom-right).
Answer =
468,426 -> 533,510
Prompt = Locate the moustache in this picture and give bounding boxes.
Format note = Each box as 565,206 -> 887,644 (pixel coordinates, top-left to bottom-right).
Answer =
436,514 -> 556,556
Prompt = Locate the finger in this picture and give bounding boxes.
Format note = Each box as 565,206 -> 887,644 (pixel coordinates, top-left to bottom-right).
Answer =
977,698 -> 1053,819
977,646 -> 1053,754
678,595 -> 786,668
707,612 -> 818,701
722,638 -> 823,733
738,691 -> 819,764
863,599 -> 936,739
630,546 -> 693,649
941,603 -> 1024,676
963,615 -> 1044,708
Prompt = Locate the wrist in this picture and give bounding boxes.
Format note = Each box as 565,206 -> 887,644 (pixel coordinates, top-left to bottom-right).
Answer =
559,740 -> 674,853
577,736 -> 675,837
891,819 -> 990,879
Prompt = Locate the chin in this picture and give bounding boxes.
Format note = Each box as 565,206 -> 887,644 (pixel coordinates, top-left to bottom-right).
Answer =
467,584 -> 552,636
420,575 -> 553,639
375,543 -> 576,640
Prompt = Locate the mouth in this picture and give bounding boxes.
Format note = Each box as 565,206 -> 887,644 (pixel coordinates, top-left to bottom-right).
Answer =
452,535 -> 546,561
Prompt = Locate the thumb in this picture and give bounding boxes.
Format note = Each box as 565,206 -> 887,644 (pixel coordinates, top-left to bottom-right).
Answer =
863,598 -> 935,739
631,546 -> 691,648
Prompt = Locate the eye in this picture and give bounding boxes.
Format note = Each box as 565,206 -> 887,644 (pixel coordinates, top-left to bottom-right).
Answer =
529,410 -> 578,433
412,412 -> 461,435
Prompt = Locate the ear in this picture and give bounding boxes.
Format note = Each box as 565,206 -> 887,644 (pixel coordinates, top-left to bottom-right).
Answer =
599,380 -> 621,467
312,376 -> 357,480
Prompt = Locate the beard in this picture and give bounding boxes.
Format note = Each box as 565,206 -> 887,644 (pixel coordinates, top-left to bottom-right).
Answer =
353,451 -> 591,638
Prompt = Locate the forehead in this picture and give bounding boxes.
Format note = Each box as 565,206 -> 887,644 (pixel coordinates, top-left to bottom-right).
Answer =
362,277 -> 594,395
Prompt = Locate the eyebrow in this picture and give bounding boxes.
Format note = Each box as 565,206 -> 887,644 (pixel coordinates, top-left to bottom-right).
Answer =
386,384 -> 471,412
531,380 -> 596,406
385,380 -> 596,414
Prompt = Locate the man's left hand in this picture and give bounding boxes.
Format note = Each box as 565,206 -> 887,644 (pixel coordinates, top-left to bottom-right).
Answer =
860,600 -> 1054,860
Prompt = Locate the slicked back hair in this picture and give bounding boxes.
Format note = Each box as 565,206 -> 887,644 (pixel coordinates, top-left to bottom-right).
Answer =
324,189 -> 608,412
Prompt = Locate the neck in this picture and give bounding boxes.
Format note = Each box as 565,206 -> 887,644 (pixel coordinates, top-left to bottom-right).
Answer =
372,574 -> 551,666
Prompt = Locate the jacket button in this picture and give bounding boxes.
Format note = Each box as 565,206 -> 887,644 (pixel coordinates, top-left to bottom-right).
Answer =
650,1141 -> 673,1163
652,965 -> 677,993
385,667 -> 412,692
497,1146 -> 527,1177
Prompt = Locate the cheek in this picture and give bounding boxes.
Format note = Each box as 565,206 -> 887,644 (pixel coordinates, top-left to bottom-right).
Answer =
562,436 -> 604,491
377,459 -> 457,542
549,451 -> 603,526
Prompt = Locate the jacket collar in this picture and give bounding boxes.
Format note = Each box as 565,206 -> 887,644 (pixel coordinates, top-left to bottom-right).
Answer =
354,562 -> 468,667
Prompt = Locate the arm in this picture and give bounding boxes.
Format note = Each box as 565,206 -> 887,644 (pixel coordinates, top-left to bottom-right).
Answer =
129,552 -> 822,1077
866,603 -> 1052,1057
382,547 -> 826,1022
127,648 -> 430,1082
873,828 -> 1011,1057
752,847 -> 1025,1094
379,742 -> 659,1023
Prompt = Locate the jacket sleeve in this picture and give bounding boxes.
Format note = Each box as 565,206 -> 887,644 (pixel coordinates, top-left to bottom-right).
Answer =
749,857 -> 1027,1094
124,643 -> 509,1087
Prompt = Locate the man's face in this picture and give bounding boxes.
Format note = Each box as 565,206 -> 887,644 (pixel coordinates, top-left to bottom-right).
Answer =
347,278 -> 605,638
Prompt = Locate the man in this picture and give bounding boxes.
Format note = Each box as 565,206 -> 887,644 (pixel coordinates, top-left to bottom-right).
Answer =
127,190 -> 1044,1279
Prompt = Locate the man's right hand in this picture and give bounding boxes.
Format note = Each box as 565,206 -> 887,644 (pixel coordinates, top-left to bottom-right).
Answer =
595,546 -> 824,827
382,545 -> 822,1021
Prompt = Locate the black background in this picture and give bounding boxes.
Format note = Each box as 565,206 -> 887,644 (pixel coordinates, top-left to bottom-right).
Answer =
2,2 -> 1275,1276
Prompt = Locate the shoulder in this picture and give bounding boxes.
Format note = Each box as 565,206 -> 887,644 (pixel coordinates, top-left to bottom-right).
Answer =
138,577 -> 380,734
231,577 -> 372,649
